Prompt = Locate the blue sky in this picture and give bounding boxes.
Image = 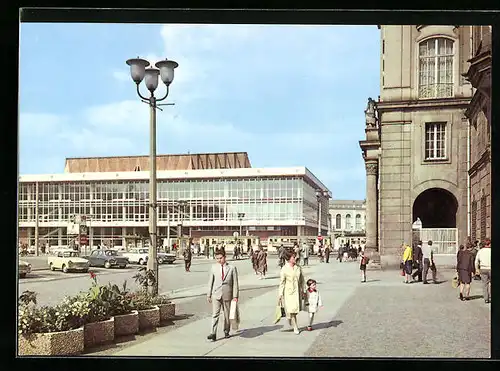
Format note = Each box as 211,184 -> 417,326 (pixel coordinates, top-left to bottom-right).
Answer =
19,23 -> 380,200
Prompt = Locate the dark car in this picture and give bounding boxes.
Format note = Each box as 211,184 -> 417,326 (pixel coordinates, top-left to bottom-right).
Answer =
84,249 -> 128,269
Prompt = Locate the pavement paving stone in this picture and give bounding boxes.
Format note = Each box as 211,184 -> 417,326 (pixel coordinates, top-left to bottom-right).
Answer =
305,271 -> 491,358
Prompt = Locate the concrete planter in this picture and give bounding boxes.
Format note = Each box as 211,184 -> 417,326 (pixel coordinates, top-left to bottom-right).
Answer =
84,317 -> 114,348
18,326 -> 84,356
157,303 -> 175,323
138,306 -> 160,330
114,310 -> 139,337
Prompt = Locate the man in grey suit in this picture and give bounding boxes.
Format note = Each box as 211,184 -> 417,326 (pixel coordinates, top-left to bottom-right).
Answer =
207,248 -> 239,341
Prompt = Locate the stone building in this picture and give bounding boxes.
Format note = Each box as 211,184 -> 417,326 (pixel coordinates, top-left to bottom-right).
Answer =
360,25 -> 476,268
463,26 -> 492,243
328,199 -> 366,250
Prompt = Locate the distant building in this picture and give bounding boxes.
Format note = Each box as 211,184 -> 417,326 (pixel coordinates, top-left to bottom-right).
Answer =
328,199 -> 366,249
18,152 -> 331,251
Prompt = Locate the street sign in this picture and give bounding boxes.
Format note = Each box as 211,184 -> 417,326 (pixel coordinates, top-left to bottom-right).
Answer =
317,235 -> 323,241
80,235 -> 88,245
80,225 -> 89,235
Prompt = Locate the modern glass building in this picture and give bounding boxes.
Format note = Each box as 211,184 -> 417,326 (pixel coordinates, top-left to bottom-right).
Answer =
18,153 -> 331,249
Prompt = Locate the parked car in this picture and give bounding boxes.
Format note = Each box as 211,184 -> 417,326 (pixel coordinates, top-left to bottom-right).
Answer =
19,260 -> 32,278
122,248 -> 149,265
156,250 -> 176,264
47,249 -> 90,273
83,249 -> 129,269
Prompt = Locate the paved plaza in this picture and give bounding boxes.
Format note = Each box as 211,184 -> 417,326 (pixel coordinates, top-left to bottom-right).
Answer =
85,259 -> 490,358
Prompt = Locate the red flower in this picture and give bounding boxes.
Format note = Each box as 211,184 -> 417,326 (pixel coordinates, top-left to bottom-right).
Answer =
89,271 -> 96,279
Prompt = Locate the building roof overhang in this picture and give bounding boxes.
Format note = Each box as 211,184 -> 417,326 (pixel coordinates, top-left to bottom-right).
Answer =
19,166 -> 331,194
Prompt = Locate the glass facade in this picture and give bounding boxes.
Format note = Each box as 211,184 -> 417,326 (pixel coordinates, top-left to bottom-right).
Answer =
18,170 -> 330,249
18,177 -> 318,223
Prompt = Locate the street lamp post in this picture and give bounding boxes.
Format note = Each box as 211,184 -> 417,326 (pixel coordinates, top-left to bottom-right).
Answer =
126,56 -> 178,296
315,190 -> 329,237
237,213 -> 245,240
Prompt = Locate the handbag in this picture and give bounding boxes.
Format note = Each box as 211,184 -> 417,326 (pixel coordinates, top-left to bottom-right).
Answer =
451,273 -> 459,289
274,299 -> 286,324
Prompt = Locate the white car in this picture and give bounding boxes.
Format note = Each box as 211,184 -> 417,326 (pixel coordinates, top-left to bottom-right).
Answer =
47,249 -> 90,273
122,248 -> 149,265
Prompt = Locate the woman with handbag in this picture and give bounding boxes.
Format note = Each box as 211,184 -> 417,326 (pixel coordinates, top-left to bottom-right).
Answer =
456,243 -> 475,301
402,244 -> 413,284
278,250 -> 305,334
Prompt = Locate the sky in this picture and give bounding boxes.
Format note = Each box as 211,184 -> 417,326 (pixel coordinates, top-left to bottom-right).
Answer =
19,23 -> 380,200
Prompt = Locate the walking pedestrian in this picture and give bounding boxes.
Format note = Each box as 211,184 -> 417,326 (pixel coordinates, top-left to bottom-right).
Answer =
360,250 -> 369,282
337,247 -> 343,263
411,241 -> 423,282
325,244 -> 331,263
293,243 -> 301,266
256,245 -> 267,279
183,246 -> 192,272
302,241 -> 309,266
206,249 -> 239,341
402,243 -> 413,284
456,243 -> 475,301
304,279 -> 323,331
422,240 -> 437,284
250,248 -> 258,275
475,238 -> 491,304
278,244 -> 285,268
278,250 -> 305,335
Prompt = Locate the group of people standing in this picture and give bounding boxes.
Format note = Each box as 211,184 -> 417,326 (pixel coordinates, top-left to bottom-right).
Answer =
455,238 -> 491,303
401,240 -> 437,284
250,245 -> 268,279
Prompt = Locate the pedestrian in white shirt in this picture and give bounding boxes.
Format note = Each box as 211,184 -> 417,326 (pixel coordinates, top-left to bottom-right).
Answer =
475,238 -> 491,304
422,240 -> 437,284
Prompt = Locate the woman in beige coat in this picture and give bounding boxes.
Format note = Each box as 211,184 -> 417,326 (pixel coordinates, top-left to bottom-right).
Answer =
278,250 -> 305,334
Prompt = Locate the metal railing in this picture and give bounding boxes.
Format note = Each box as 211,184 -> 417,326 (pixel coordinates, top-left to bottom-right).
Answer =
417,228 -> 458,255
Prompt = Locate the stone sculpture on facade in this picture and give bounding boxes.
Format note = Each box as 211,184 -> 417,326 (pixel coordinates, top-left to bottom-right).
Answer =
365,97 -> 377,128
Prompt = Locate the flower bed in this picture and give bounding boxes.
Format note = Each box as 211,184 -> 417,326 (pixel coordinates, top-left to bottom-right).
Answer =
114,310 -> 139,336
84,317 -> 114,348
158,303 -> 175,323
138,306 -> 160,330
18,326 -> 84,356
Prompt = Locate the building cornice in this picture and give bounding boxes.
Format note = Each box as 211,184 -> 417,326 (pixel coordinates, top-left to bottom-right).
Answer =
463,50 -> 491,98
377,97 -> 470,112
464,91 -> 486,123
468,147 -> 491,176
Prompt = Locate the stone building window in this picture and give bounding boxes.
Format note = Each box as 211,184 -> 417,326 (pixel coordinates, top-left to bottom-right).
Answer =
345,214 -> 352,230
480,195 -> 487,241
471,200 -> 477,241
335,214 -> 341,229
418,38 -> 454,98
425,122 -> 447,160
355,214 -> 362,230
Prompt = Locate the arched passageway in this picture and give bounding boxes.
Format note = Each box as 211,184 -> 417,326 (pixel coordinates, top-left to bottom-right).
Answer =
412,188 -> 458,228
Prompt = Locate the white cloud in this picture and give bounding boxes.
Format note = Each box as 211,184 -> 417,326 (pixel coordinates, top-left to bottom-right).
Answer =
84,100 -> 148,131
19,113 -> 66,137
112,70 -> 130,82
